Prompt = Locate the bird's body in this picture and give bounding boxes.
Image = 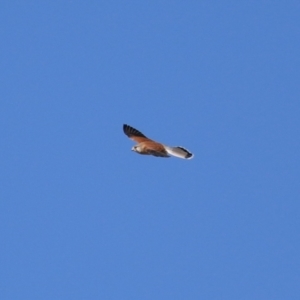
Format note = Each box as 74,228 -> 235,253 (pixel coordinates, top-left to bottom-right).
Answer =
132,141 -> 170,157
123,124 -> 194,159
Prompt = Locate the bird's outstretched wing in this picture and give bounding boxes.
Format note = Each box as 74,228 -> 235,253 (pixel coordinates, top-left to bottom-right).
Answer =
123,124 -> 153,143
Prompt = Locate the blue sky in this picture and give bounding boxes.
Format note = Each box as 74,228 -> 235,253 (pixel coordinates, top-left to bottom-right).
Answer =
1,1 -> 299,299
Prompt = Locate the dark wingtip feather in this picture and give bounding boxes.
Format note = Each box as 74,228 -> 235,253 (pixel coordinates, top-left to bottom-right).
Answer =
123,124 -> 128,134
123,124 -> 147,138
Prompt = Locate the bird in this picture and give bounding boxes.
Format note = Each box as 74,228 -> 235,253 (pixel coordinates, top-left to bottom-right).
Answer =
123,124 -> 194,159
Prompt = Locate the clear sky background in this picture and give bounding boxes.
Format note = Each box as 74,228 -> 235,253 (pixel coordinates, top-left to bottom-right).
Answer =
1,1 -> 299,299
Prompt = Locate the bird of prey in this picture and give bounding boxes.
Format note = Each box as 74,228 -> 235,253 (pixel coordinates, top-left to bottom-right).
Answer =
123,124 -> 194,159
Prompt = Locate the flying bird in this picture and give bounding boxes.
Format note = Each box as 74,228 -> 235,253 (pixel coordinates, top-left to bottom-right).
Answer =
123,124 -> 194,159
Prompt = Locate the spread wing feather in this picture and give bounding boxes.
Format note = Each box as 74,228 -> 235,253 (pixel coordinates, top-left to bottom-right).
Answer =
123,124 -> 152,143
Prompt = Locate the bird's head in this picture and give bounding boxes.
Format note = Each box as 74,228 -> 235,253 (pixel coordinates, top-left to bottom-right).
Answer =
131,145 -> 140,153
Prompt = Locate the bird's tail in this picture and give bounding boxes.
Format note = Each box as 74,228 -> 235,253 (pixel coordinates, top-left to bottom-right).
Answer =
164,146 -> 194,159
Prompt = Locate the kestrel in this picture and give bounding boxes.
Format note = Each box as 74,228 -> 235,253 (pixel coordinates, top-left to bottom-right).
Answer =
123,124 -> 194,159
